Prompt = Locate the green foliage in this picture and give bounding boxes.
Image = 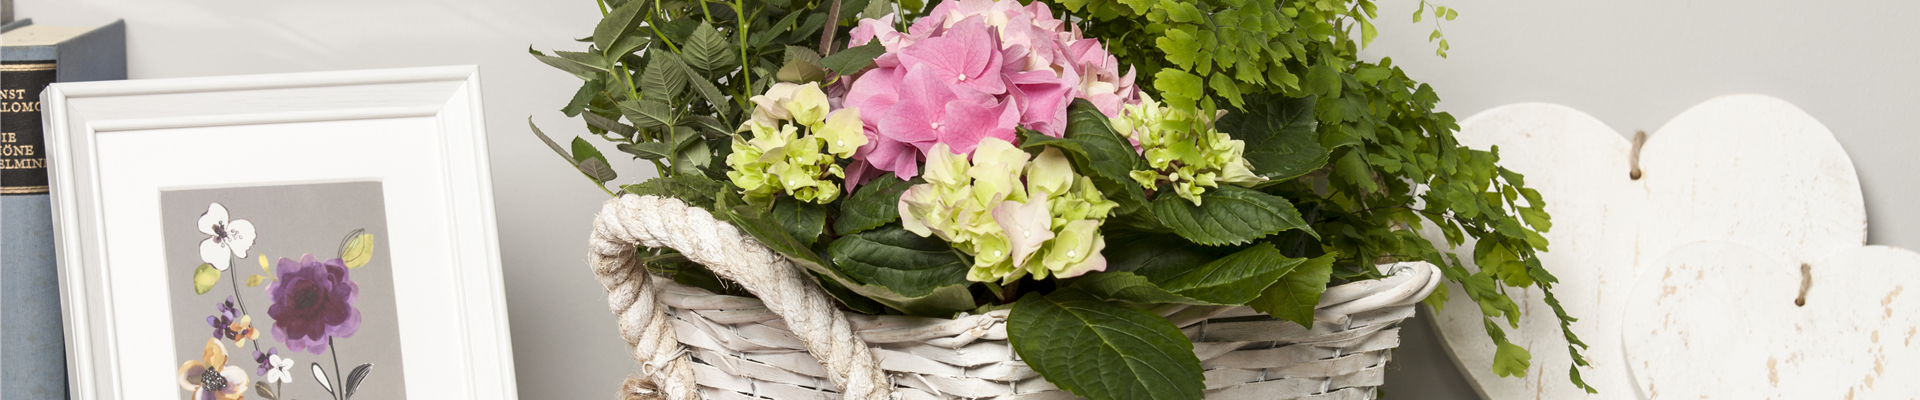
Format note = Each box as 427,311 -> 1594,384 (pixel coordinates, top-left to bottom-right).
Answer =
1137,244 -> 1300,305
1041,0 -> 1587,390
1248,253 -> 1335,327
834,173 -> 914,235
827,225 -> 972,298
1150,185 -> 1313,246
1016,100 -> 1150,214
1008,291 -> 1205,400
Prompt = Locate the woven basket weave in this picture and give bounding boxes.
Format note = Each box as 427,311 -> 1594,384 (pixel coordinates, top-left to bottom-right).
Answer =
589,195 -> 1443,400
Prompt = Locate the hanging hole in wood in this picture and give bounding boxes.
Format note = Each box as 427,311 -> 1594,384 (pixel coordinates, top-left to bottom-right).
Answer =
1795,263 -> 1811,307
1629,130 -> 1648,180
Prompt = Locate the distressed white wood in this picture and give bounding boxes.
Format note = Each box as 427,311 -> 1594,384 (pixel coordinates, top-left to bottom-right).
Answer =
1425,94 -> 1869,399
1620,243 -> 1920,399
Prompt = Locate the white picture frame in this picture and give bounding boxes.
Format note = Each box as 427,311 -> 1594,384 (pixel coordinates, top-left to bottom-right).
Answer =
42,66 -> 518,400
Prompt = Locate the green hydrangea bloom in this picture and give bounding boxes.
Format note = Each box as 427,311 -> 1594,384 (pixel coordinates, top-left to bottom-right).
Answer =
1111,95 -> 1266,205
725,82 -> 866,204
898,141 -> 1117,284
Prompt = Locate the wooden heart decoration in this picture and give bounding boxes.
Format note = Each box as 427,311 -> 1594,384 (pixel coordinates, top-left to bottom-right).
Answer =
1424,95 -> 1868,399
1621,242 -> 1920,399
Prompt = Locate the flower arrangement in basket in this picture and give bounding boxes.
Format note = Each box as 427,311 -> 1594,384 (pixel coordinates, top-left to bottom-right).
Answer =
531,0 -> 1594,397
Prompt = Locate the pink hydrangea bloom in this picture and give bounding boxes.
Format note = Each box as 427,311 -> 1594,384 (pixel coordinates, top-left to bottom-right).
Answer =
842,0 -> 1140,188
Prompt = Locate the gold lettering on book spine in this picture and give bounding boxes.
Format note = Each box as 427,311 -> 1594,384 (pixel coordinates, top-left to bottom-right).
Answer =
0,63 -> 56,72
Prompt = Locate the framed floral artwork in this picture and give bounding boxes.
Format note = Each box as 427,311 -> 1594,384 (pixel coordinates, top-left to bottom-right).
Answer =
42,66 -> 516,400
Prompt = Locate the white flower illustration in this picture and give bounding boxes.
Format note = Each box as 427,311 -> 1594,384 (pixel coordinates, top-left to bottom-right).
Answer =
266,354 -> 295,384
197,203 -> 256,271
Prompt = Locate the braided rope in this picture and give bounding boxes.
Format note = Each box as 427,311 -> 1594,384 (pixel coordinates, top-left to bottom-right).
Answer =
589,195 -> 890,400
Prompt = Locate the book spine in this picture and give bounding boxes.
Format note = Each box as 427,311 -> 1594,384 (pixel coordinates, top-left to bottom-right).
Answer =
1,57 -> 67,400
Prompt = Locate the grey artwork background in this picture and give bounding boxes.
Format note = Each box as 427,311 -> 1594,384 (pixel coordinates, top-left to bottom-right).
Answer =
161,181 -> 407,400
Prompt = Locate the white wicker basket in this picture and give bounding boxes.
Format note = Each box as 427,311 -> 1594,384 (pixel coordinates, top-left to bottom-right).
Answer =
588,195 -> 1443,400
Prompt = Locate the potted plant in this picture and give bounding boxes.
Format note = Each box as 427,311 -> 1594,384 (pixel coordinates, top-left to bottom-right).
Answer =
531,0 -> 1592,397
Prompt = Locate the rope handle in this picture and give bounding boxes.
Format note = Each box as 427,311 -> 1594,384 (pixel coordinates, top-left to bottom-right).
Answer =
589,195 -> 890,400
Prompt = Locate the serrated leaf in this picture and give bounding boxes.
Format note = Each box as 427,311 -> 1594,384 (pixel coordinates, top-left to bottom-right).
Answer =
639,55 -> 687,99
835,173 -> 914,235
605,34 -> 649,59
529,119 -> 582,169
1153,69 -> 1205,109
819,41 -> 886,75
1335,149 -> 1377,194
1070,272 -> 1213,305
578,158 -> 619,183
671,137 -> 712,176
1493,341 -> 1531,377
772,197 -> 827,246
722,203 -> 972,316
1151,185 -> 1314,246
192,263 -> 220,295
777,56 -> 829,83
622,173 -> 727,212
529,48 -> 609,80
1140,244 -> 1299,305
618,142 -> 674,160
345,363 -> 372,399
657,53 -> 732,114
685,21 -> 733,71
1009,291 -> 1205,400
828,225 -> 971,298
593,0 -> 649,51
1102,233 -> 1237,276
1215,94 -> 1326,184
1015,100 -> 1149,214
618,99 -> 679,129
583,112 -> 637,139
1248,253 -> 1335,327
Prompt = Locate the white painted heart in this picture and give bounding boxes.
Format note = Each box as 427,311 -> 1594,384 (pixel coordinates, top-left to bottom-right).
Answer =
1424,94 -> 1868,399
1621,242 -> 1920,399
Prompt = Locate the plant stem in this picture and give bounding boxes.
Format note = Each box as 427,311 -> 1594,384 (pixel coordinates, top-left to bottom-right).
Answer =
329,337 -> 344,400
818,0 -> 843,56
735,0 -> 752,95
226,267 -> 262,353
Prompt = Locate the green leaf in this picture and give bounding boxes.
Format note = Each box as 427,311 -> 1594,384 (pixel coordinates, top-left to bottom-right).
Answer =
1305,63 -> 1341,98
583,112 -> 637,138
1214,94 -> 1327,183
618,142 -> 674,160
1151,185 -> 1315,246
828,225 -> 972,298
639,55 -> 687,99
529,48 -> 609,80
1102,233 -> 1237,276
246,275 -> 268,287
818,41 -> 887,75
1016,100 -> 1150,213
1334,149 -> 1377,194
684,21 -> 733,71
339,230 -> 375,269
1153,69 -> 1205,109
1070,272 -> 1213,305
723,203 -> 972,316
578,158 -> 619,183
193,263 -> 221,295
772,197 -> 827,247
658,53 -> 732,114
527,118 -> 580,168
1139,243 -> 1299,305
777,56 -> 829,83
1493,341 -> 1532,377
1009,291 -> 1205,400
1248,253 -> 1335,327
835,173 -> 914,235
572,137 -> 619,182
621,173 -> 727,212
618,99 -> 679,129
593,0 -> 649,51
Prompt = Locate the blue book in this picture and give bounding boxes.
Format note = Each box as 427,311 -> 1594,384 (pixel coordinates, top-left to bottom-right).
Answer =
2,19 -> 124,400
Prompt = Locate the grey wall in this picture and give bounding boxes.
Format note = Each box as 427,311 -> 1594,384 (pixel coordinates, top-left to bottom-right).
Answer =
17,1 -> 1920,399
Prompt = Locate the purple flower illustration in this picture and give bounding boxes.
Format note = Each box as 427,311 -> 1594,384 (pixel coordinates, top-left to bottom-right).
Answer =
206,296 -> 238,340
266,254 -> 361,355
252,347 -> 278,376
